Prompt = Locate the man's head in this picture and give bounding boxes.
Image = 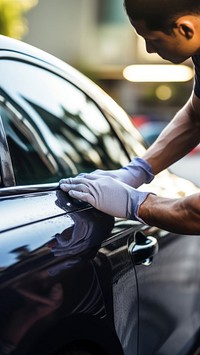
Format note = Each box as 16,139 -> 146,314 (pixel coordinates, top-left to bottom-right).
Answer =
124,0 -> 200,33
124,0 -> 200,63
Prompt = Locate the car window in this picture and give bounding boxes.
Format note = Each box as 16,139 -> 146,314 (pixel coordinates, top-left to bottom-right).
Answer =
0,59 -> 130,185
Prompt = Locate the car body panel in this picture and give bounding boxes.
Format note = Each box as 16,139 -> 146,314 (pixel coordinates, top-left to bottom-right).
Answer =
0,189 -> 125,355
136,232 -> 200,355
0,35 -> 200,355
0,189 -> 80,232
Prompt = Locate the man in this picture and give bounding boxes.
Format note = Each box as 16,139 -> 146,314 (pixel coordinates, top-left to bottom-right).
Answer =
60,0 -> 200,234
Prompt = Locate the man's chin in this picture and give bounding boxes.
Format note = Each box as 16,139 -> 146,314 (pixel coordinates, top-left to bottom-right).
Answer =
162,55 -> 189,64
170,58 -> 186,64
157,51 -> 188,64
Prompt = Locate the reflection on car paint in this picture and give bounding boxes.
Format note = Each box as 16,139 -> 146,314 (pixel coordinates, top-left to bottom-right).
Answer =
0,196 -> 114,354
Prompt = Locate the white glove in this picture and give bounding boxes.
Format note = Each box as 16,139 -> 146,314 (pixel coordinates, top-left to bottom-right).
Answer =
59,174 -> 153,220
74,157 -> 154,188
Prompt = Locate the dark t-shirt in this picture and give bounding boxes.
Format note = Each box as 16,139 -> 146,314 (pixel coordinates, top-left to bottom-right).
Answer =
192,55 -> 200,98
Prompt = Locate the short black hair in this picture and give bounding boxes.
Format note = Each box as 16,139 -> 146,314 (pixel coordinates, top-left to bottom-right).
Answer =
124,0 -> 200,33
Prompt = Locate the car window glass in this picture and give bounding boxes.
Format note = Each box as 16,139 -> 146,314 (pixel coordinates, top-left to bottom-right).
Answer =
0,60 -> 130,185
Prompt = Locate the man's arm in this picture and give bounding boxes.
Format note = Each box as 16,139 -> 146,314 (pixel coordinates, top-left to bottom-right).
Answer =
59,175 -> 200,235
139,193 -> 200,235
59,92 -> 200,235
72,92 -> 200,190
143,92 -> 200,174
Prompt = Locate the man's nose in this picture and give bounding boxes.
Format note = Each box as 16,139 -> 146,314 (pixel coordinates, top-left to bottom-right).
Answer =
145,39 -> 156,53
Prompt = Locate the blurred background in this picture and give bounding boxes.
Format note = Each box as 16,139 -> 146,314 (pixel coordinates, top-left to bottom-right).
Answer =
0,0 -> 199,185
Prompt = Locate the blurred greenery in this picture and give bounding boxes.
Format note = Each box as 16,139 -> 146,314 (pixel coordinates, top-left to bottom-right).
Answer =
0,0 -> 38,39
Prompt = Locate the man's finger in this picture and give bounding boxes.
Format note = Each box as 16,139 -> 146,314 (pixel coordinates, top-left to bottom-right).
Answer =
68,190 -> 94,205
60,182 -> 90,193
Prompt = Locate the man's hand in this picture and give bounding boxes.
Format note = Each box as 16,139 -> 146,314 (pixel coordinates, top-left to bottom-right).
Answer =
60,174 -> 151,220
62,157 -> 154,189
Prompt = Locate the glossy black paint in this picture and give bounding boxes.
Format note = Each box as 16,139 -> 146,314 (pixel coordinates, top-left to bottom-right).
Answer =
0,190 -> 122,355
0,35 -> 200,355
136,233 -> 200,355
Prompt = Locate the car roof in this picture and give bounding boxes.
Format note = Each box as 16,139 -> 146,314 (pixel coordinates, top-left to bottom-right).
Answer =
0,35 -> 75,73
0,34 -> 97,95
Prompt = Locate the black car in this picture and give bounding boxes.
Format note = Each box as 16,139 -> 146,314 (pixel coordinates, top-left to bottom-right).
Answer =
0,35 -> 200,355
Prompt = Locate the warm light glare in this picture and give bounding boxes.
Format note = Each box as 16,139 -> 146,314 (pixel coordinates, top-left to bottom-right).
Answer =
123,65 -> 194,82
155,85 -> 172,101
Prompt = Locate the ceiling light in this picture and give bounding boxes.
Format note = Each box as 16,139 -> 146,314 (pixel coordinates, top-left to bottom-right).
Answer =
123,64 -> 194,82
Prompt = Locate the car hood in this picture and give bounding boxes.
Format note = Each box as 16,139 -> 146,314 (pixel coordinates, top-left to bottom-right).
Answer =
141,169 -> 199,198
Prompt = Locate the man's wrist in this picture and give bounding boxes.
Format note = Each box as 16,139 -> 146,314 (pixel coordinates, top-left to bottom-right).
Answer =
133,157 -> 154,183
137,193 -> 156,223
123,157 -> 154,188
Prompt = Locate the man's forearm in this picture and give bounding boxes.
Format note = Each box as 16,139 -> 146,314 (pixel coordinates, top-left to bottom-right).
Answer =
139,193 -> 200,234
143,94 -> 200,175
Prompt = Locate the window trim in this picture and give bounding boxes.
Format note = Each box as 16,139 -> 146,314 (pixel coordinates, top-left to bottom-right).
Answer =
0,112 -> 16,187
0,182 -> 59,196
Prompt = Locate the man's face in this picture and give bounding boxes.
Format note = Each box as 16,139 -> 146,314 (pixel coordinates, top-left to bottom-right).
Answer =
131,20 -> 198,64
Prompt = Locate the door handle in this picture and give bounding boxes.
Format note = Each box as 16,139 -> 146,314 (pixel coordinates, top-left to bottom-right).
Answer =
129,231 -> 158,265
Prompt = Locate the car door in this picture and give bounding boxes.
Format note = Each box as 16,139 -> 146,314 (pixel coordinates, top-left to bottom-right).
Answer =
135,229 -> 200,355
97,219 -> 158,355
99,214 -> 200,355
0,53 -> 141,355
0,185 -> 127,355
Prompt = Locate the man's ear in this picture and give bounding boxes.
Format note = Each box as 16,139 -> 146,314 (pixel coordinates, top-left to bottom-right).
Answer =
175,18 -> 195,39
